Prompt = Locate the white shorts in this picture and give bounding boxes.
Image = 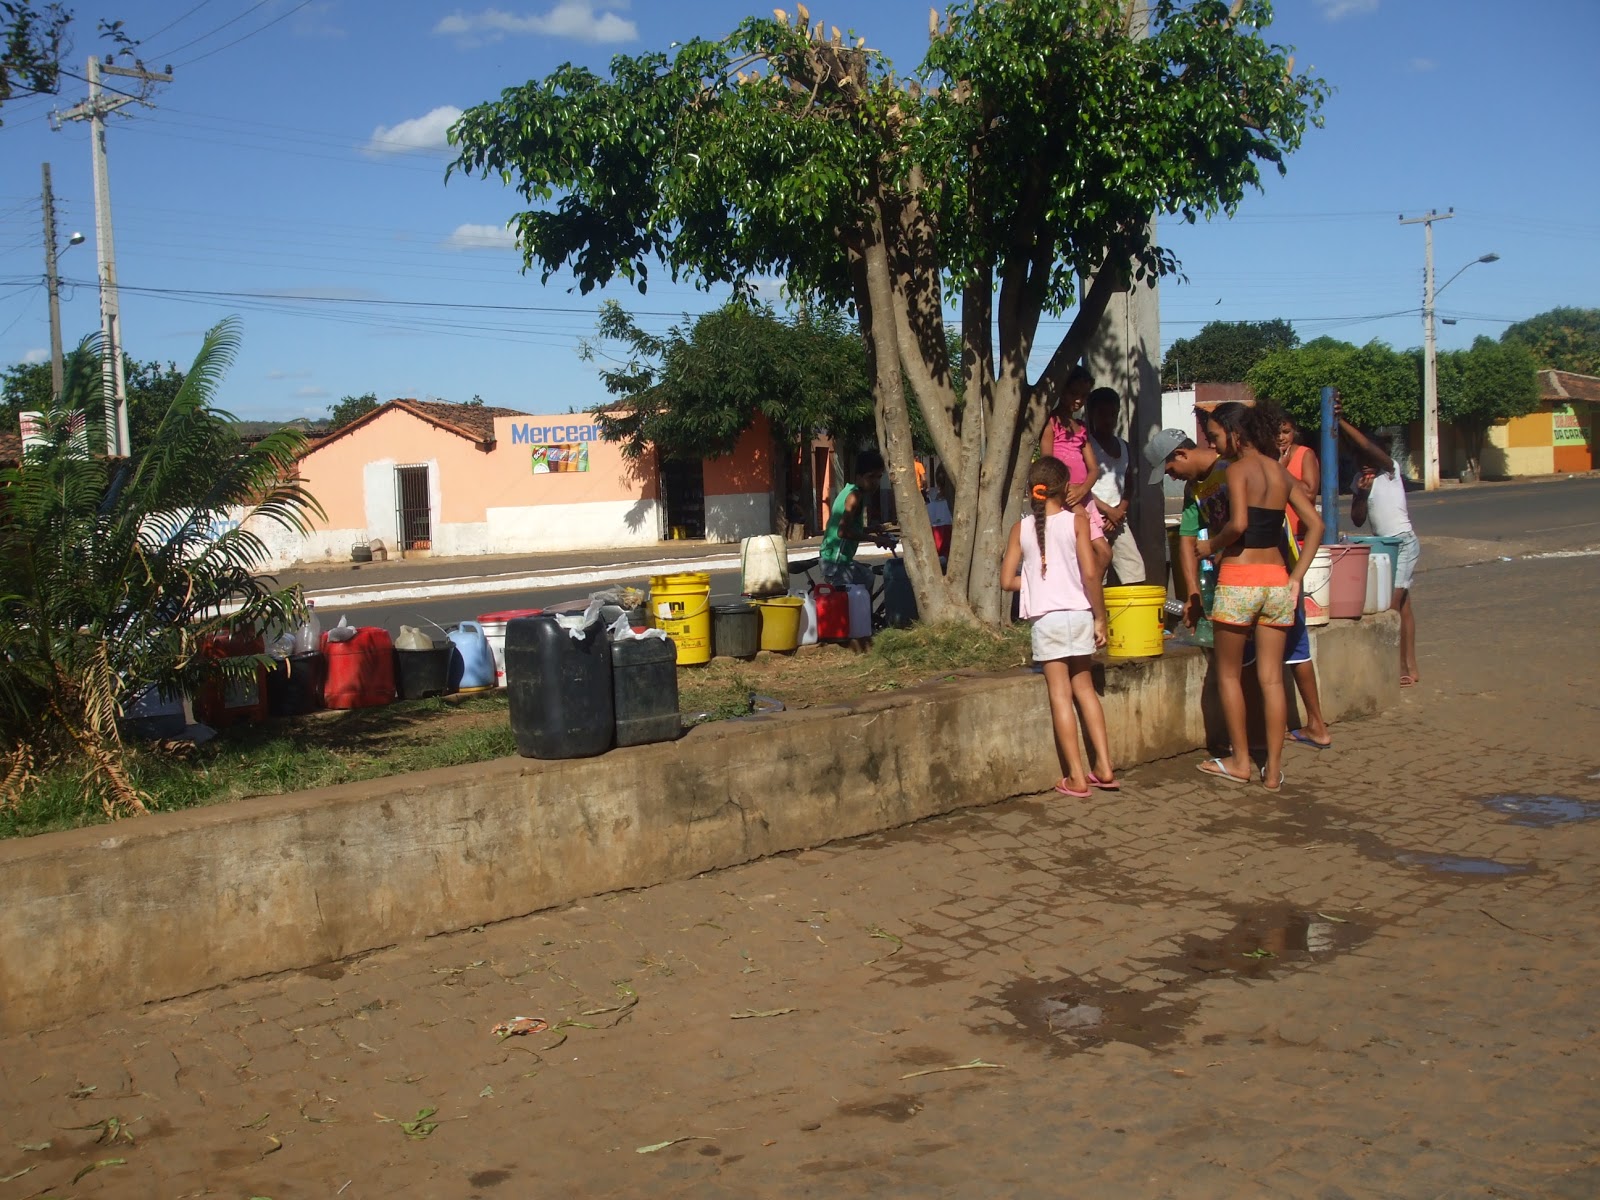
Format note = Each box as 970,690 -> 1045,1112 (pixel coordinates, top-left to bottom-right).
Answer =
1030,609 -> 1097,662
1393,530 -> 1420,591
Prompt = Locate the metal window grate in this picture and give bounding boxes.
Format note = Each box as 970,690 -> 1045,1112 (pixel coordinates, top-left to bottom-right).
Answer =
395,463 -> 431,551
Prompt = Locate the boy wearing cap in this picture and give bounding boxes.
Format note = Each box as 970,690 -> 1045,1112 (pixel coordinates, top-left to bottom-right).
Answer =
1144,429 -> 1227,632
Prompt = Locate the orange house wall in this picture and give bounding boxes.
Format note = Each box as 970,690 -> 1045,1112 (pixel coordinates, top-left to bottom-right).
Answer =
703,414 -> 774,496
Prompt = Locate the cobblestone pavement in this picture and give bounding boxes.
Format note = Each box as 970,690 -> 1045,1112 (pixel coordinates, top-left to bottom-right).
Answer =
3,556 -> 1597,1199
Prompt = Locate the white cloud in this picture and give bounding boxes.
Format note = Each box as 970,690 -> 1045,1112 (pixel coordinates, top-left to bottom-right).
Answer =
445,222 -> 519,251
1408,57 -> 1437,72
21,347 -> 48,365
1316,0 -> 1378,18
364,105 -> 463,156
295,386 -> 332,399
435,2 -> 638,45
266,368 -> 313,380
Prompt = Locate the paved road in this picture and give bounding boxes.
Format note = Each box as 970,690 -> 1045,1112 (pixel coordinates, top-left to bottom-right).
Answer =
5,492 -> 1597,1197
325,476 -> 1599,635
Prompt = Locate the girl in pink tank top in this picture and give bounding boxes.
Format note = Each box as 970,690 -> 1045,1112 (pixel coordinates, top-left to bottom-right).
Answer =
1000,456 -> 1117,798
1040,370 -> 1104,539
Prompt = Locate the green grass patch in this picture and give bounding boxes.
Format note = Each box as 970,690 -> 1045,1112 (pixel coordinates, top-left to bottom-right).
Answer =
3,619 -> 1035,839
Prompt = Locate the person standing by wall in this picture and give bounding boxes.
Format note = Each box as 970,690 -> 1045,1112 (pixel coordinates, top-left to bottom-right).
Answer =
820,449 -> 887,588
1196,403 -> 1323,791
1086,387 -> 1145,586
1000,456 -> 1116,798
1339,402 -> 1423,686
1040,365 -> 1103,531
1253,403 -> 1334,750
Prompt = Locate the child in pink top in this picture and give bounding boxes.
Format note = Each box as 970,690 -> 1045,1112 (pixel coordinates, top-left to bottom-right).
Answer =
1039,364 -> 1104,539
1000,455 -> 1116,798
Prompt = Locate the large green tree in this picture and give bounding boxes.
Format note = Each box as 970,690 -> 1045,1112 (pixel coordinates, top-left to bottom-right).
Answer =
1500,307 -> 1600,378
324,391 -> 380,431
0,322 -> 321,817
1246,337 -> 1419,431
5,355 -> 192,450
1437,335 -> 1540,477
449,0 -> 1327,623
1161,319 -> 1297,388
584,299 -> 876,533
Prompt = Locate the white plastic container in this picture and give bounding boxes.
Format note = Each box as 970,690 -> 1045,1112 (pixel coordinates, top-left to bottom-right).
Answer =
1303,545 -> 1333,627
792,588 -> 819,646
846,583 -> 872,640
740,534 -> 789,597
478,608 -> 542,687
292,601 -> 322,655
1364,552 -> 1393,614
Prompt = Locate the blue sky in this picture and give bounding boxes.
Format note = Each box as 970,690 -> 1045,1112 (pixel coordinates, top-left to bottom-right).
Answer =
2,0 -> 1597,422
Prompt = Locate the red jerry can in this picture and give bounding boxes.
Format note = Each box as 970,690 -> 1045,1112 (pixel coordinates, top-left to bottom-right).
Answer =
193,628 -> 270,728
321,627 -> 397,710
812,583 -> 851,642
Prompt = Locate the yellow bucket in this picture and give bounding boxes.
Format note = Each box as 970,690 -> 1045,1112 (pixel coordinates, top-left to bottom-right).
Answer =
753,595 -> 803,653
649,572 -> 712,665
1104,584 -> 1168,659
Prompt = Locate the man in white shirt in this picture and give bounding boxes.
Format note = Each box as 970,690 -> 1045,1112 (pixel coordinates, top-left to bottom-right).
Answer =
1340,402 -> 1422,686
1087,388 -> 1146,585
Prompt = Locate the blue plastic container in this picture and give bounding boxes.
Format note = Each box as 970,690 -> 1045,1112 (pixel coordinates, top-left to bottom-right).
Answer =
446,620 -> 496,691
1344,534 -> 1404,579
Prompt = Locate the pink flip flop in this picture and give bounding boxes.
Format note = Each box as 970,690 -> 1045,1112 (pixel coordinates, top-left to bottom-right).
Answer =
1087,772 -> 1121,792
1054,779 -> 1092,798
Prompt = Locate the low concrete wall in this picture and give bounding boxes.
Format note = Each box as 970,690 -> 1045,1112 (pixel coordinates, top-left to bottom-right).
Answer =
0,613 -> 1398,1034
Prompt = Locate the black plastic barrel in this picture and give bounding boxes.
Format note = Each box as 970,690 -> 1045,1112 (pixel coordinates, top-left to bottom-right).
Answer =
612,635 -> 681,747
506,615 -> 615,758
266,652 -> 326,716
712,602 -> 760,660
395,644 -> 450,700
882,559 -> 919,628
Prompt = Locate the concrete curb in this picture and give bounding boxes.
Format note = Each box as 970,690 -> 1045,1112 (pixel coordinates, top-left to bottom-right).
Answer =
0,613 -> 1398,1034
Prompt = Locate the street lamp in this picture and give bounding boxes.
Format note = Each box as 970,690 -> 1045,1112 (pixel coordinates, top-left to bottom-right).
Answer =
1401,207 -> 1501,490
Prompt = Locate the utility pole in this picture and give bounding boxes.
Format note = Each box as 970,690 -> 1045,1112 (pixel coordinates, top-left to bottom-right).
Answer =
41,163 -> 66,400
55,56 -> 172,457
1399,208 -> 1452,492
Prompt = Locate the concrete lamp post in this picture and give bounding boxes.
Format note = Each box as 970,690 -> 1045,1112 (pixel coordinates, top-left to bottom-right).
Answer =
1421,251 -> 1499,489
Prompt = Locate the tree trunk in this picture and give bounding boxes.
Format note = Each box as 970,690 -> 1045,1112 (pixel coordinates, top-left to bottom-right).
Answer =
858,203 -> 973,624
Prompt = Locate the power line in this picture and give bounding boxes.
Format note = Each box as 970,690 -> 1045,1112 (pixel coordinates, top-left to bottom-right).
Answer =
145,0 -> 278,61
136,0 -> 223,47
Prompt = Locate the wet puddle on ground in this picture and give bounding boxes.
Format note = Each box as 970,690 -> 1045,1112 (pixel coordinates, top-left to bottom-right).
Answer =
983,903 -> 1371,1055
1480,793 -> 1600,827
1392,852 -> 1533,876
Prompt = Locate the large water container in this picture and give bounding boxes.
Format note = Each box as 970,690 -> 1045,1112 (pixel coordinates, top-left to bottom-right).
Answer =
739,534 -> 789,597
814,583 -> 850,642
712,602 -> 760,659
846,583 -> 872,640
478,607 -> 543,688
266,652 -> 326,716
1326,543 -> 1370,620
506,615 -> 614,758
194,629 -> 269,728
1364,551 -> 1394,614
322,628 -> 396,710
612,635 -> 681,747
793,589 -> 819,646
446,621 -> 496,691
881,559 -> 917,628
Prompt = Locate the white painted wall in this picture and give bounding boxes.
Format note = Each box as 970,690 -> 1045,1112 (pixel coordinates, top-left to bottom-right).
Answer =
485,499 -> 664,554
1161,389 -> 1198,439
704,492 -> 769,544
361,459 -> 400,549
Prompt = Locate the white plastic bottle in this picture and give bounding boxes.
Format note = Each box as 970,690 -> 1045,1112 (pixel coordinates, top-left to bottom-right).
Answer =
294,600 -> 322,655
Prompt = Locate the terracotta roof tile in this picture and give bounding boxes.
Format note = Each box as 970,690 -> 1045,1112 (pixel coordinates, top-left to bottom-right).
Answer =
1540,369 -> 1600,405
305,398 -> 531,454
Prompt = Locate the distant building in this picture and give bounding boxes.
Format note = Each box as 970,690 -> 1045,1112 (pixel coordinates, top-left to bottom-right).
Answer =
1481,370 -> 1597,477
243,398 -> 776,570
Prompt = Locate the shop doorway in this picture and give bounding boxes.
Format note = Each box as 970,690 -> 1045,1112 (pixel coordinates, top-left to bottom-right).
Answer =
661,458 -> 706,540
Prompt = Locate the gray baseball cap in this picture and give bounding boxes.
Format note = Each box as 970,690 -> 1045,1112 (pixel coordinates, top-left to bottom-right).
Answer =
1143,428 -> 1193,484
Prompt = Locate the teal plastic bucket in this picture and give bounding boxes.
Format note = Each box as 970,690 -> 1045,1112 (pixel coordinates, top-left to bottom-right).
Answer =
1345,535 -> 1404,578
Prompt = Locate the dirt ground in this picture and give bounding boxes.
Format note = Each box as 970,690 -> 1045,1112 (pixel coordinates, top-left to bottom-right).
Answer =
1,553 -> 1598,1198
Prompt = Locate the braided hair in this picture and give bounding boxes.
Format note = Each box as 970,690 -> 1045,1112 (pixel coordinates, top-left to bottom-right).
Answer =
1026,455 -> 1070,578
